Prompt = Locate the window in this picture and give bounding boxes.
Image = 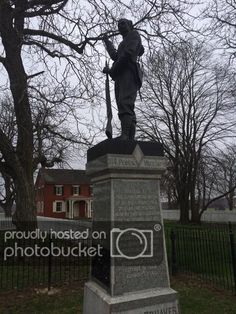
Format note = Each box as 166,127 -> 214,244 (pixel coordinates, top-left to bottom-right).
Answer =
53,201 -> 65,212
54,185 -> 63,196
56,202 -> 62,212
72,185 -> 80,196
89,185 -> 93,196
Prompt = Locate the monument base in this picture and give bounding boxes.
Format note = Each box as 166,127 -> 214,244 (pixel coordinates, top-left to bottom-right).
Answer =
84,140 -> 180,313
83,281 -> 179,314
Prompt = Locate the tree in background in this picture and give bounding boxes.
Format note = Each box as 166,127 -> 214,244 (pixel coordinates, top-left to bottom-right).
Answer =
0,173 -> 14,217
137,39 -> 236,223
206,0 -> 236,60
0,0 -> 192,229
0,91 -> 90,217
216,145 -> 236,211
160,167 -> 178,209
196,145 -> 236,215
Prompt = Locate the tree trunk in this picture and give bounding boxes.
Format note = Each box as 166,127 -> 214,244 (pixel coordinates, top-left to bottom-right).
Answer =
228,198 -> 234,211
0,1 -> 37,230
12,175 -> 37,230
179,193 -> 190,224
227,191 -> 234,211
190,184 -> 201,224
190,208 -> 201,224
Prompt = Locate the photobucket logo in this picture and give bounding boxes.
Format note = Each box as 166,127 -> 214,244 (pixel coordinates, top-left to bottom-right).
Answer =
4,242 -> 103,260
110,227 -> 154,259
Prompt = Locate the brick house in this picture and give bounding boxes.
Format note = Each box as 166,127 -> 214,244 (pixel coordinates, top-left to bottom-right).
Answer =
35,168 -> 92,219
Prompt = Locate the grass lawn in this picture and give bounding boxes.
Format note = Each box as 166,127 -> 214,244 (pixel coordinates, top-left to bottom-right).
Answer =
0,276 -> 235,314
171,275 -> 236,314
0,284 -> 84,314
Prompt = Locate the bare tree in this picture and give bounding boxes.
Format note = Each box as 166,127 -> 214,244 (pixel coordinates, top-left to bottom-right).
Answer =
196,145 -> 236,215
0,0 -> 195,229
195,152 -> 218,214
0,172 -> 15,217
216,145 -> 236,210
206,0 -> 236,59
137,39 -> 236,223
160,167 -> 178,209
0,98 -> 16,217
0,90 -> 89,217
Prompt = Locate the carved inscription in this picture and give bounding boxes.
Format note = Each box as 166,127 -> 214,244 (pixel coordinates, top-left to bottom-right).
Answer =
142,159 -> 165,168
108,156 -> 137,168
144,306 -> 178,314
114,180 -> 160,219
107,156 -> 166,170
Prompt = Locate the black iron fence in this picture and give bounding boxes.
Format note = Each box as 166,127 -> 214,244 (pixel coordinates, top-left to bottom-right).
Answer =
0,222 -> 235,293
0,216 -> 14,231
0,235 -> 90,291
165,222 -> 236,294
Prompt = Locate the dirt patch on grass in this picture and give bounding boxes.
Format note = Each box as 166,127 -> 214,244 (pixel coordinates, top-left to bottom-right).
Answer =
0,282 -> 84,310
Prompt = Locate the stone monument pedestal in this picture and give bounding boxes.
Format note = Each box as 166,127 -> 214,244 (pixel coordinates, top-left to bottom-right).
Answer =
83,139 -> 179,314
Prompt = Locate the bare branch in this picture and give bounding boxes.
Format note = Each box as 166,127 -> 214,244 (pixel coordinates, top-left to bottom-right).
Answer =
22,0 -> 68,18
23,28 -> 86,54
27,71 -> 45,79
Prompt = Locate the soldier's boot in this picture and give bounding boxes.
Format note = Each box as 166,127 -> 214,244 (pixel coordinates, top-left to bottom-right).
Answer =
129,121 -> 136,140
118,115 -> 132,140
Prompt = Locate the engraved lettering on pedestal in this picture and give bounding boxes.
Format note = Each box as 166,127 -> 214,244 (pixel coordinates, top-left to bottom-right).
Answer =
142,158 -> 167,169
108,156 -> 137,168
114,180 -> 160,219
143,305 -> 178,314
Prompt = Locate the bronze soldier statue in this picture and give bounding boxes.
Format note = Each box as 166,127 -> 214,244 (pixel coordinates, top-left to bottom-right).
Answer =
103,18 -> 144,140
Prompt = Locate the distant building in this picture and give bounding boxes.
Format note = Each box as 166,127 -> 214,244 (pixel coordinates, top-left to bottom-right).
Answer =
162,197 -> 236,211
35,169 -> 92,219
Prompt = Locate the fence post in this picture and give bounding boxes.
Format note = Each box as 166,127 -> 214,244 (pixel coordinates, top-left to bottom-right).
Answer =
48,238 -> 52,291
228,222 -> 236,294
170,229 -> 177,276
